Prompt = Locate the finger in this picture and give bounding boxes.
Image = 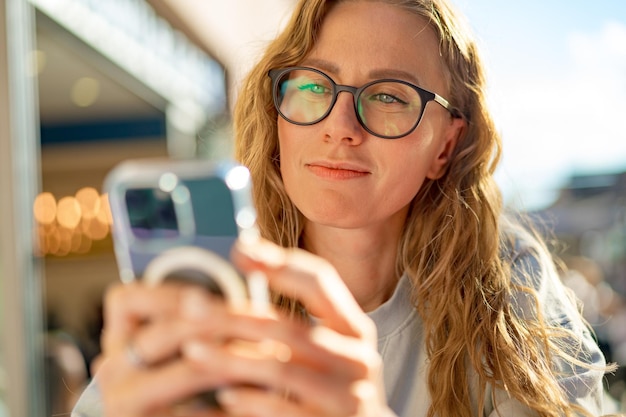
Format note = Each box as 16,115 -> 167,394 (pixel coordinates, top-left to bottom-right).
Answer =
217,381 -> 385,417
216,387 -> 311,417
128,317 -> 200,366
114,287 -> 236,368
102,282 -> 191,353
97,351 -> 233,417
232,239 -> 375,340
180,289 -> 377,380
97,283 -> 241,416
182,339 -> 375,416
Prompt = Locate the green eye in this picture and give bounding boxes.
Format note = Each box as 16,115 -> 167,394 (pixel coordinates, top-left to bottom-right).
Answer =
269,66 -> 458,139
370,93 -> 406,105
298,83 -> 328,94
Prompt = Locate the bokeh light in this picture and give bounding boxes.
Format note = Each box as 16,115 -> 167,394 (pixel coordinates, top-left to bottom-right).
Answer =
34,189 -> 112,257
98,194 -> 113,225
75,187 -> 100,220
34,192 -> 57,225
56,196 -> 81,229
71,76 -> 100,108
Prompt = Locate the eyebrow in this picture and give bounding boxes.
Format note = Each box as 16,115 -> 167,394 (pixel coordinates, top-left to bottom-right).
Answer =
299,58 -> 423,86
300,58 -> 340,75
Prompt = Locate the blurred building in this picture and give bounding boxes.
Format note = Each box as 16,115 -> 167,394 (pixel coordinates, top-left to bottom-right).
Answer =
33,0 -> 296,344
33,0 -> 228,359
533,171 -> 626,405
9,0 -> 294,415
533,171 -> 626,296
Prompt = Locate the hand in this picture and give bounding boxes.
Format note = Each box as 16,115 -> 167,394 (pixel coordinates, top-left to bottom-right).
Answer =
178,238 -> 394,417
92,238 -> 394,417
94,282 -> 235,417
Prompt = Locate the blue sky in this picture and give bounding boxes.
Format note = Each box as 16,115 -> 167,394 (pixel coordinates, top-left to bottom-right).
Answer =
452,1 -> 626,210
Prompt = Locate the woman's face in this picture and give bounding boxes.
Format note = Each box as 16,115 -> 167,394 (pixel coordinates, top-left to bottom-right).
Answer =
278,1 -> 464,231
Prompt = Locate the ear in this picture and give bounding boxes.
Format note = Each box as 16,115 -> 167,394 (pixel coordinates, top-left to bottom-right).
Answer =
426,116 -> 466,180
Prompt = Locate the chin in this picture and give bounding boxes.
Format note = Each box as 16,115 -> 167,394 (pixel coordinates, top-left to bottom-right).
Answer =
301,206 -> 371,230
287,185 -> 372,229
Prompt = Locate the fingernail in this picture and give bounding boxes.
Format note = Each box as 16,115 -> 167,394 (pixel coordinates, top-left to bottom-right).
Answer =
216,388 -> 238,407
181,288 -> 210,319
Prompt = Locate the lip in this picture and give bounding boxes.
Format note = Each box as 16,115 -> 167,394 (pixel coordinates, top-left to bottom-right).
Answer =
305,160 -> 371,180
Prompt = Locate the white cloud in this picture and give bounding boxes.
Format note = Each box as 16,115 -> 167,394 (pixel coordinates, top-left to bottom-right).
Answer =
566,22 -> 626,158
492,21 -> 626,210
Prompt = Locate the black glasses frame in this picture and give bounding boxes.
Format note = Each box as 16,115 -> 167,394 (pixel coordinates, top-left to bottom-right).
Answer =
269,66 -> 461,139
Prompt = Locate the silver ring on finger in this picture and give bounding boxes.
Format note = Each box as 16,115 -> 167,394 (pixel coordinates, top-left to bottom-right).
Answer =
126,340 -> 148,368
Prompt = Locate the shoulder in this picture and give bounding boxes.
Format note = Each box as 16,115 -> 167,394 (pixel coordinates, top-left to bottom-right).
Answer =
498,216 -> 587,330
499,216 -> 569,304
498,217 -> 607,411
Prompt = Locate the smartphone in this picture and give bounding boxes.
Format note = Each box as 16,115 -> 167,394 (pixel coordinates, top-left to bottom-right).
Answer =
104,158 -> 266,409
104,158 -> 262,305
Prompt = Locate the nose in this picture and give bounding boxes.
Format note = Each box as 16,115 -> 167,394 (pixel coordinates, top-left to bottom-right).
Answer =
322,91 -> 365,144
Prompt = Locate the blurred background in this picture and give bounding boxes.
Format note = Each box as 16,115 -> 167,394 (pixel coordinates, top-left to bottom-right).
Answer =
0,0 -> 624,415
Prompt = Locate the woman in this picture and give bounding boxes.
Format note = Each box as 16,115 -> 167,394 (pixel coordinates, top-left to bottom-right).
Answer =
73,0 -> 611,416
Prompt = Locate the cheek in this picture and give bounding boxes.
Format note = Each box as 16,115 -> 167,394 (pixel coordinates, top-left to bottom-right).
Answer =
277,120 -> 299,188
277,117 -> 295,161
386,166 -> 426,208
379,136 -> 439,198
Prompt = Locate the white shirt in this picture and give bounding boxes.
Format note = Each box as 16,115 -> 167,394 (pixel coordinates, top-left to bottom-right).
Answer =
73,232 -> 608,417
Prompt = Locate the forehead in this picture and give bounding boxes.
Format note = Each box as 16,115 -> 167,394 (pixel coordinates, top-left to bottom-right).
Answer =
304,1 -> 447,91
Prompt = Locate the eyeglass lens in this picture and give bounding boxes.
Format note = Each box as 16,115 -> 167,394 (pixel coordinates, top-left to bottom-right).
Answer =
273,68 -> 425,138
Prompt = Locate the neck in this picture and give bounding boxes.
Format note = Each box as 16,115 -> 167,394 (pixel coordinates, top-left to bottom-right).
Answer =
301,218 -> 405,312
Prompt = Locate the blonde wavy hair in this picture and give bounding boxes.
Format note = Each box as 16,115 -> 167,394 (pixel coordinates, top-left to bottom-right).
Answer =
234,1 -> 607,416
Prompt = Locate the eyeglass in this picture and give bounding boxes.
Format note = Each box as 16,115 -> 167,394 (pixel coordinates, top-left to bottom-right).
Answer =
268,66 -> 461,139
